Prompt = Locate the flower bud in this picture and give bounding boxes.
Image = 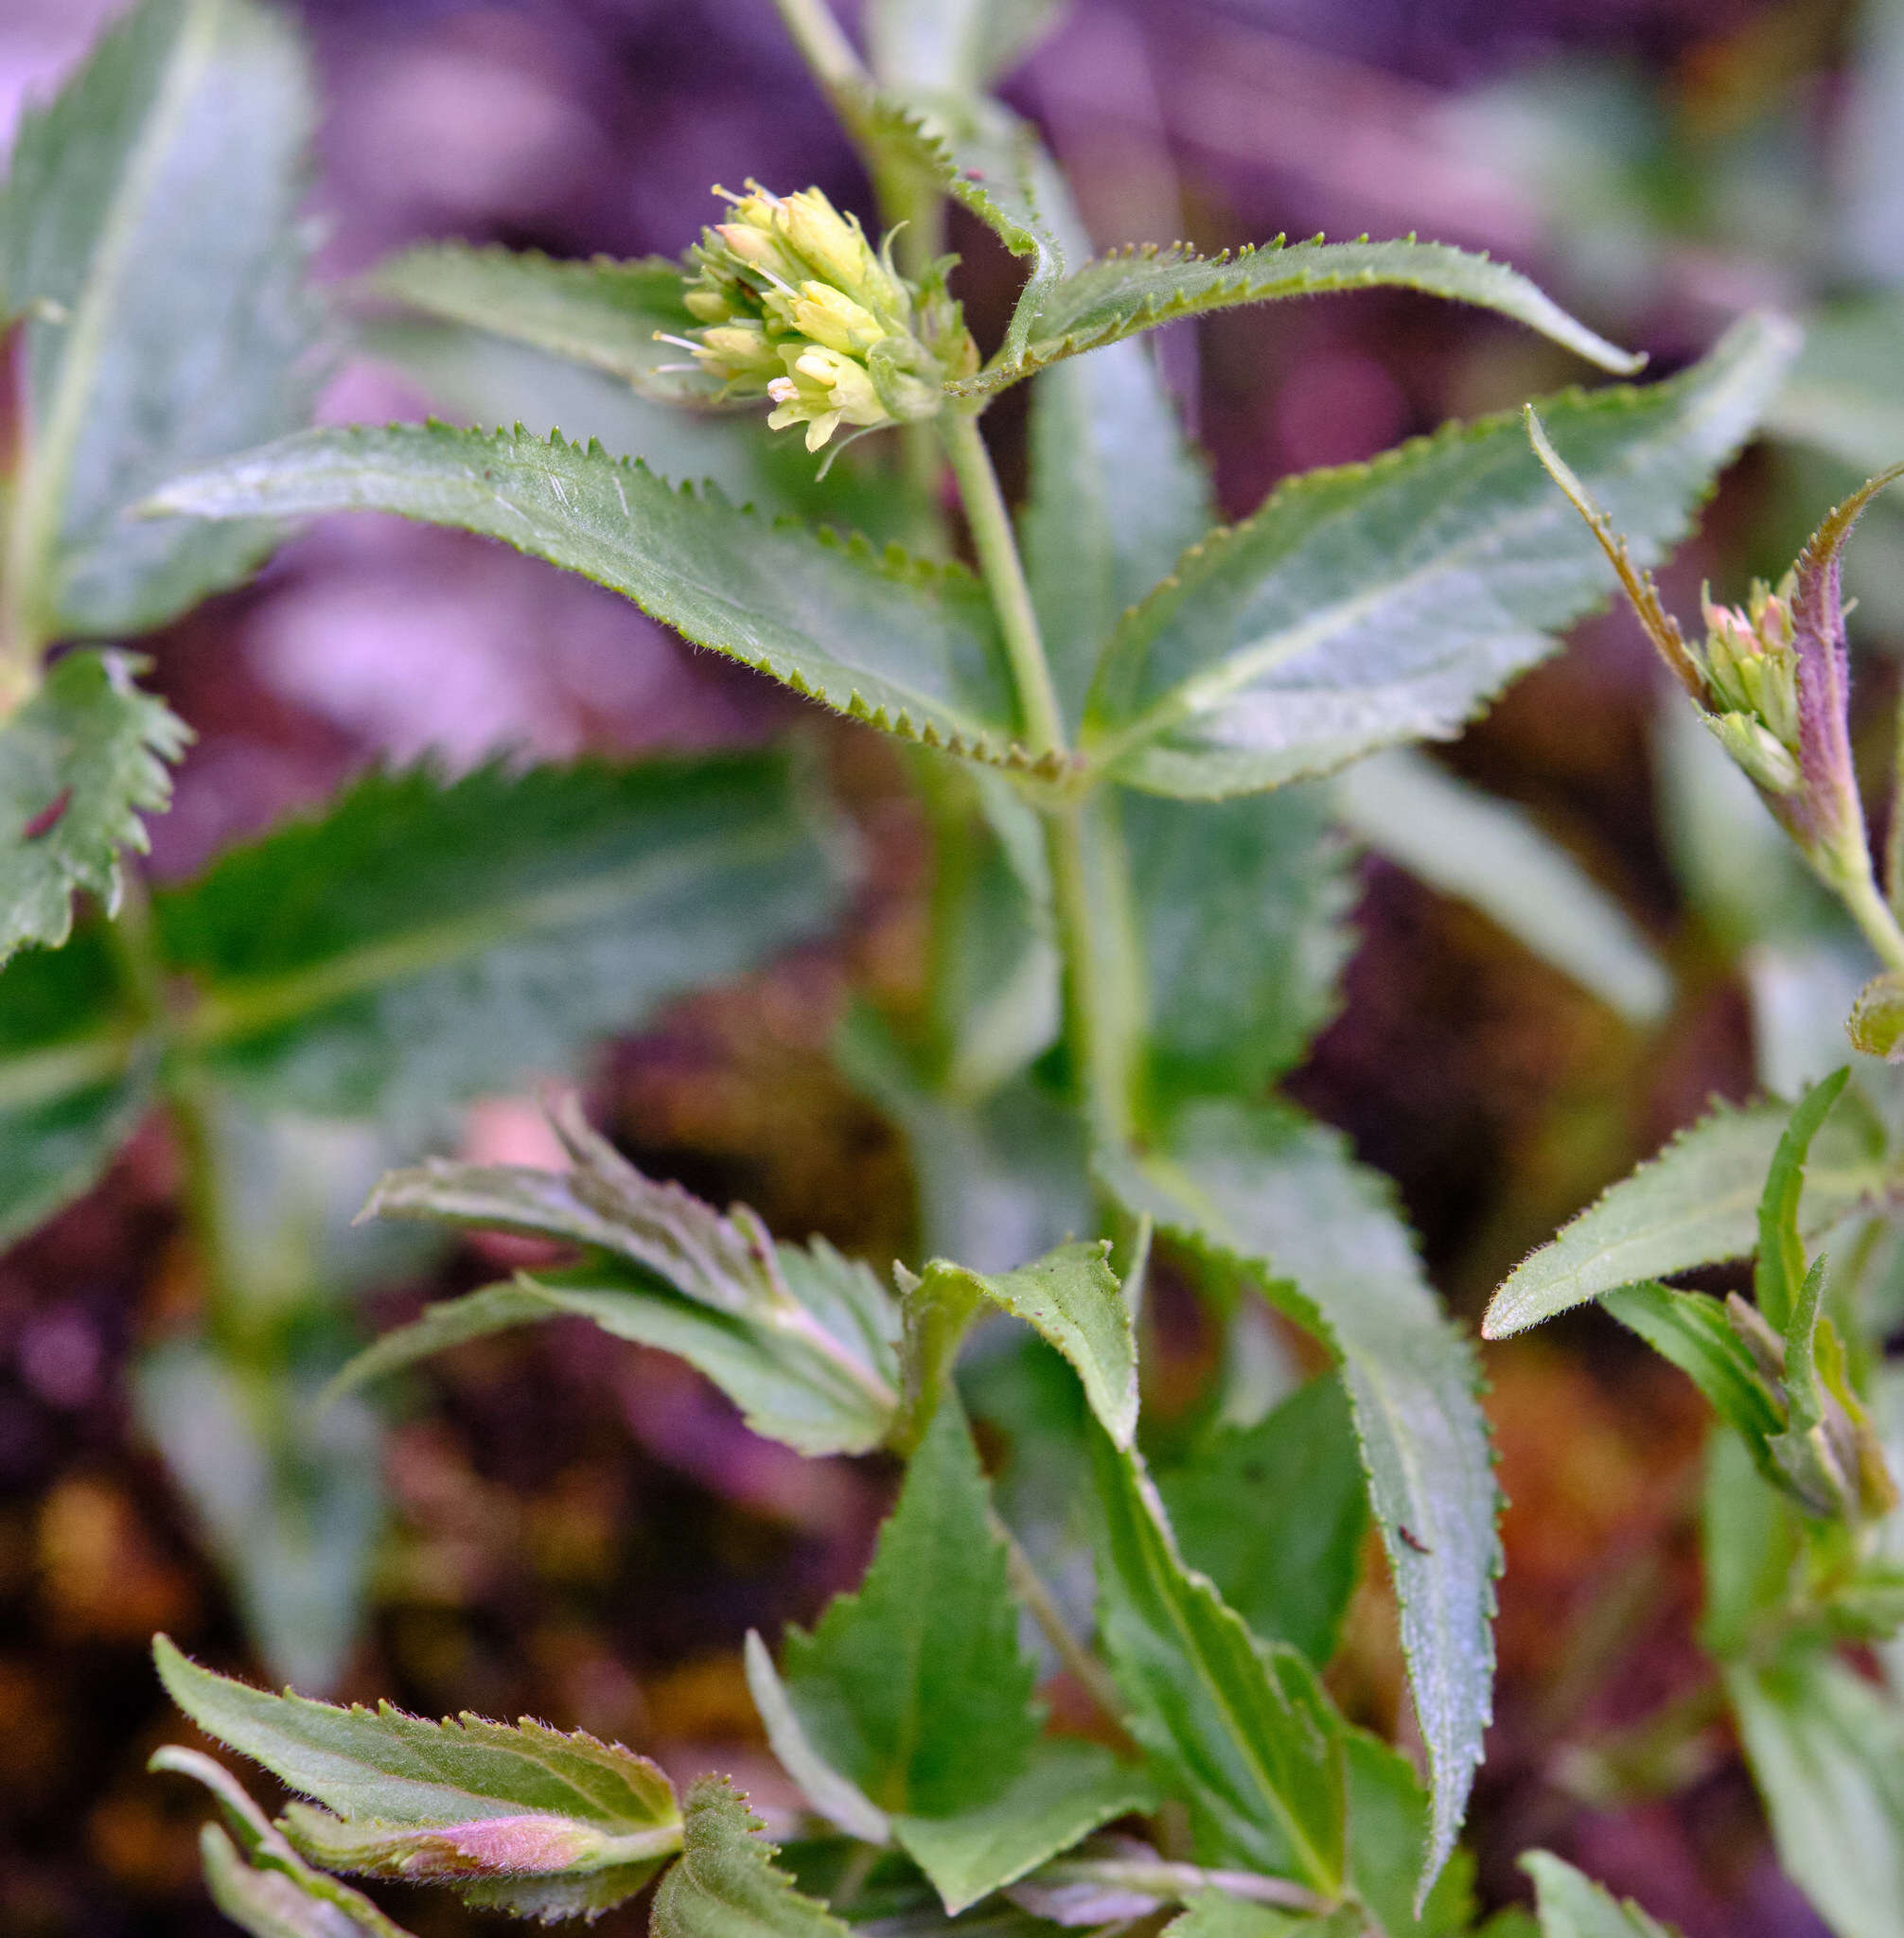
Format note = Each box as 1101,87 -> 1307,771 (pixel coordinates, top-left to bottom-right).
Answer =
1706,710 -> 1803,794
668,181 -> 977,453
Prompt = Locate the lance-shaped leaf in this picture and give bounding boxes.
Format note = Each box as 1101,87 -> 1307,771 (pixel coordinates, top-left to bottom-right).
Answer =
1599,1283 -> 1783,1450
1,0 -> 320,644
1020,337 -> 1212,733
344,1100 -> 900,1456
1124,784 -> 1355,1107
1521,1852 -> 1681,1938
958,236 -> 1641,400
652,1777 -> 855,1938
1756,1068 -> 1850,1333
1334,749 -> 1668,1026
1158,1375 -> 1368,1670
1484,1089 -> 1886,1339
775,1398 -> 1039,1817
757,1398 -> 1150,1910
1089,1420 -> 1347,1895
154,1638 -> 682,1921
153,753 -> 847,1119
0,649 -> 190,962
367,244 -> 716,403
148,425 -> 1026,766
0,925 -> 150,1247
154,1748 -> 416,1938
905,1242 -> 1137,1447
861,90 -> 1068,369
1728,1647 -> 1904,1938
1100,1100 -> 1493,1897
1081,315 -> 1798,800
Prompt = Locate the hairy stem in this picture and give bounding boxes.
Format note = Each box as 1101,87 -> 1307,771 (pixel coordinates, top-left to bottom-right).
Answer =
937,413 -> 1141,1142
940,412 -> 1066,758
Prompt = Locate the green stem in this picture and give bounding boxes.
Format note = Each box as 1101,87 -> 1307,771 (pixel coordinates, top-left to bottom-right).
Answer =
768,0 -> 867,97
936,412 -> 1141,1142
994,1508 -> 1131,1731
939,413 -> 1066,757
1837,860 -> 1904,974
1024,1857 -> 1329,1917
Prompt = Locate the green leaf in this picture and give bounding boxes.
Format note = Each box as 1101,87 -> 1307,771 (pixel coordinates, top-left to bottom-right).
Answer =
1081,315 -> 1798,799
1100,1100 -> 1494,1896
1089,1421 -> 1347,1894
1520,1851 -> 1680,1938
1599,1283 -> 1783,1447
1765,296 -> 1904,477
154,1748 -> 415,1938
153,1636 -> 682,1921
360,316 -> 925,548
1124,784 -> 1354,1105
861,89 -> 1071,369
743,1631 -> 891,1844
148,423 -> 1026,766
0,649 -> 189,962
959,236 -> 1642,399
1166,1892 -> 1359,1938
0,925 -> 150,1247
778,1399 -> 1040,1817
367,243 -> 714,402
1699,1424 -> 1802,1660
1021,337 -> 1212,733
2,0 -> 319,643
1342,1729 -> 1476,1938
1728,1647 -> 1904,1938
908,1242 -> 1137,1448
1756,1068 -> 1852,1333
1484,1089 -> 1885,1339
154,753 -> 847,1118
345,1101 -> 900,1456
1158,1375 -> 1368,1669
1334,749 -> 1668,1026
134,1339 -> 381,1696
893,1742 -> 1157,1915
867,0 -> 1068,92
651,1776 -> 855,1938
197,1823 -> 414,1938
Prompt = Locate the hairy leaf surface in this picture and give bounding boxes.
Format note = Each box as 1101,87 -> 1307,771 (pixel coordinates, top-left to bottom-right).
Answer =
960,237 -> 1641,398
1598,1284 -> 1783,1447
0,649 -> 189,962
368,244 -> 714,402
2,0 -> 319,641
150,424 -> 1024,763
155,755 -> 845,1117
348,1105 -> 900,1456
652,1777 -> 853,1938
1090,1423 -> 1347,1893
1101,1101 -> 1496,1894
1485,1093 -> 1886,1338
1082,316 -> 1797,798
1159,1376 -> 1368,1668
155,1639 -> 681,1919
1335,749 -> 1667,1025
909,1242 -> 1136,1447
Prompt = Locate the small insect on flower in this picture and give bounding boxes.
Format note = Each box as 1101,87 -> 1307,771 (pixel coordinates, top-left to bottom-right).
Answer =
661,181 -> 975,456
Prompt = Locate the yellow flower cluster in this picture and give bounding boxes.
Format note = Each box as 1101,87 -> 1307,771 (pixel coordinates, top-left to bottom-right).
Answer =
663,183 -> 969,452
1694,573 -> 1804,794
